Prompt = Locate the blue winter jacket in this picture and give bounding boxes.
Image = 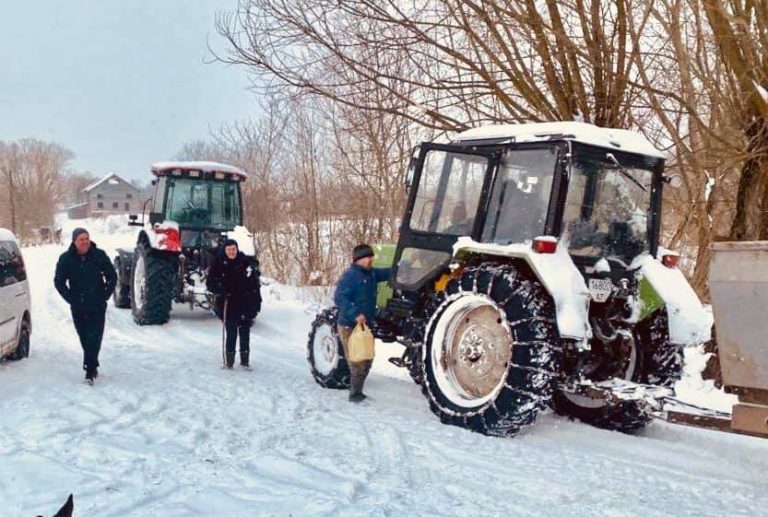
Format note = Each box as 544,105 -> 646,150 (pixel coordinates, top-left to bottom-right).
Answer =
334,264 -> 392,327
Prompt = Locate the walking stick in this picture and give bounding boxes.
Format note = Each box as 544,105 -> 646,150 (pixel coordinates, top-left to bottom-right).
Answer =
222,298 -> 229,368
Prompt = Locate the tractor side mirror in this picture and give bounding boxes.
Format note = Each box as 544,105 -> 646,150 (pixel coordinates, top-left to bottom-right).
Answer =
129,215 -> 138,221
663,174 -> 683,188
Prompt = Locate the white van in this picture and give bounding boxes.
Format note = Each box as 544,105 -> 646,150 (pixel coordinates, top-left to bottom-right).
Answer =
0,228 -> 31,361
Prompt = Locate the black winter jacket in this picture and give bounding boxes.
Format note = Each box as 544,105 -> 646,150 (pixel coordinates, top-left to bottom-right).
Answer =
206,251 -> 262,320
54,242 -> 117,312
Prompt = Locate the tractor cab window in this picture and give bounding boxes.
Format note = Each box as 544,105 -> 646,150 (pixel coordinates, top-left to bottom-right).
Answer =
482,148 -> 557,244
164,178 -> 242,231
563,151 -> 654,264
410,151 -> 488,235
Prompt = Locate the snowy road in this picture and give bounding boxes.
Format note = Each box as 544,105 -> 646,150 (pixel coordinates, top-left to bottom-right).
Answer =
1,224 -> 767,516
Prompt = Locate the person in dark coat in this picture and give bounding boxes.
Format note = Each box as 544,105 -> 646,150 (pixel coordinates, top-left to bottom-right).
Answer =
333,244 -> 391,402
54,228 -> 117,384
206,239 -> 261,369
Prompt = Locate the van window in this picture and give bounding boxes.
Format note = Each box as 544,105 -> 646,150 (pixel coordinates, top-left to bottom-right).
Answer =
0,241 -> 25,285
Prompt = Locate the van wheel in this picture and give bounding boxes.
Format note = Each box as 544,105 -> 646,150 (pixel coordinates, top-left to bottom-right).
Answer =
9,324 -> 30,360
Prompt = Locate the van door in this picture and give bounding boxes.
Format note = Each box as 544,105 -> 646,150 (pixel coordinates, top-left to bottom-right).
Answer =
0,241 -> 19,353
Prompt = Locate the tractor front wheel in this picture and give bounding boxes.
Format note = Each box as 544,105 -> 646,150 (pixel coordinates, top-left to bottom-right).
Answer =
307,308 -> 351,389
112,258 -> 131,309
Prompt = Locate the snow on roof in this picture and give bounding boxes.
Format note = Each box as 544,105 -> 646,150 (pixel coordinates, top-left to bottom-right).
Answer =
0,228 -> 18,243
83,173 -> 136,192
453,122 -> 665,159
151,161 -> 247,178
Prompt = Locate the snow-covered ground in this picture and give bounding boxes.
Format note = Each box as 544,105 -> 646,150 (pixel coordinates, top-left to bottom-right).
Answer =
1,217 -> 767,516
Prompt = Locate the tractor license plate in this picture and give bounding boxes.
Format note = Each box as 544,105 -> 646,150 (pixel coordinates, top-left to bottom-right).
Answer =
588,278 -> 613,303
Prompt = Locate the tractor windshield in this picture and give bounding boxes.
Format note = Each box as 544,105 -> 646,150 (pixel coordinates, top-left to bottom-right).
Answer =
563,150 -> 654,265
164,178 -> 242,230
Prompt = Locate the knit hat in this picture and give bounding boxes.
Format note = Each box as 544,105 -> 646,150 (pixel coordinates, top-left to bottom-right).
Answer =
71,227 -> 89,242
222,239 -> 239,251
352,244 -> 374,261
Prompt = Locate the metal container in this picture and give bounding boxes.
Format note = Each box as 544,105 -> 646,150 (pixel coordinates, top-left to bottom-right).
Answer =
709,241 -> 768,436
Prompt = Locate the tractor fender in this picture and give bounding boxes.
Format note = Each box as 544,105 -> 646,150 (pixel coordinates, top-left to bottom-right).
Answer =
453,237 -> 591,342
139,222 -> 181,252
638,255 -> 710,345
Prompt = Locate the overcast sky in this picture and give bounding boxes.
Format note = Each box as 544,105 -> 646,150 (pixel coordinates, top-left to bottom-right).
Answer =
0,0 -> 260,181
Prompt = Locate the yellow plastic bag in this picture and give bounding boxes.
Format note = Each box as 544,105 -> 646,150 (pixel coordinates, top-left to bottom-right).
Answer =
348,322 -> 375,362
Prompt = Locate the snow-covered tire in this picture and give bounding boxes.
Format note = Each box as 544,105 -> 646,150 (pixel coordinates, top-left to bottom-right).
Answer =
307,308 -> 351,389
131,244 -> 176,326
552,309 -> 682,433
636,310 -> 683,387
8,323 -> 30,361
112,258 -> 131,309
421,263 -> 560,437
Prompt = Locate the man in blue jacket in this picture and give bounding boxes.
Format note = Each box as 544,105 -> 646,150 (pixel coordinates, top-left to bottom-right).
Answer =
334,244 -> 391,402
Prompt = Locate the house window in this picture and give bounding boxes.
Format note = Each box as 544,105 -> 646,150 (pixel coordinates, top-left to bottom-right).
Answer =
126,193 -> 133,199
96,193 -> 103,199
97,202 -> 104,209
125,202 -> 130,210
112,202 -> 119,209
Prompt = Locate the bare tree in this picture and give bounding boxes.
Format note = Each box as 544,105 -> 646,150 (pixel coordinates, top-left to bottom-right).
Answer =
0,138 -> 74,239
216,0 -> 659,130
699,0 -> 768,241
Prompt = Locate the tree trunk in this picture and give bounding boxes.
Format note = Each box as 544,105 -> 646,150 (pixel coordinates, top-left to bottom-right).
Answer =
729,118 -> 768,240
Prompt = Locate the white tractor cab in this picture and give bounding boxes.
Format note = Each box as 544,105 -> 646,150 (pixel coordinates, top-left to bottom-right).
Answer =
0,228 -> 31,362
113,161 -> 258,325
308,121 -> 710,437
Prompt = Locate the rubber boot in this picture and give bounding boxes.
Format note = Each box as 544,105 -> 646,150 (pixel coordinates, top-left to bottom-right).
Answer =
349,365 -> 367,403
240,350 -> 250,369
226,351 -> 235,369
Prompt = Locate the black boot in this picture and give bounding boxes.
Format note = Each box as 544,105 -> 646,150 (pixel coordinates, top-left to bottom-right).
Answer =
349,366 -> 367,403
240,351 -> 251,370
225,351 -> 235,369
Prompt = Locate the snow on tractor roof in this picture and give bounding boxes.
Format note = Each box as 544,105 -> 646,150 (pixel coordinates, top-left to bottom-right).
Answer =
454,121 -> 665,159
150,161 -> 247,178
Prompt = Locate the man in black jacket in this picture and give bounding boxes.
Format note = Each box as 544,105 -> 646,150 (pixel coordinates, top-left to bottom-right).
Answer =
54,228 -> 117,384
206,239 -> 261,370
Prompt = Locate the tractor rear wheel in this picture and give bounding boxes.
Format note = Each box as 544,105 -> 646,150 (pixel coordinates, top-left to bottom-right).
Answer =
421,263 -> 560,437
131,244 -> 176,325
552,310 -> 682,433
307,308 -> 351,389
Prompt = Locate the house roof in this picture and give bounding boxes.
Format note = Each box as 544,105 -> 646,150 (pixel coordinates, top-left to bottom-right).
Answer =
82,173 -> 139,193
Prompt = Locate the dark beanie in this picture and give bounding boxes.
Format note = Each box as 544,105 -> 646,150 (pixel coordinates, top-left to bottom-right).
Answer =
222,239 -> 239,250
353,244 -> 374,261
72,227 -> 89,242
